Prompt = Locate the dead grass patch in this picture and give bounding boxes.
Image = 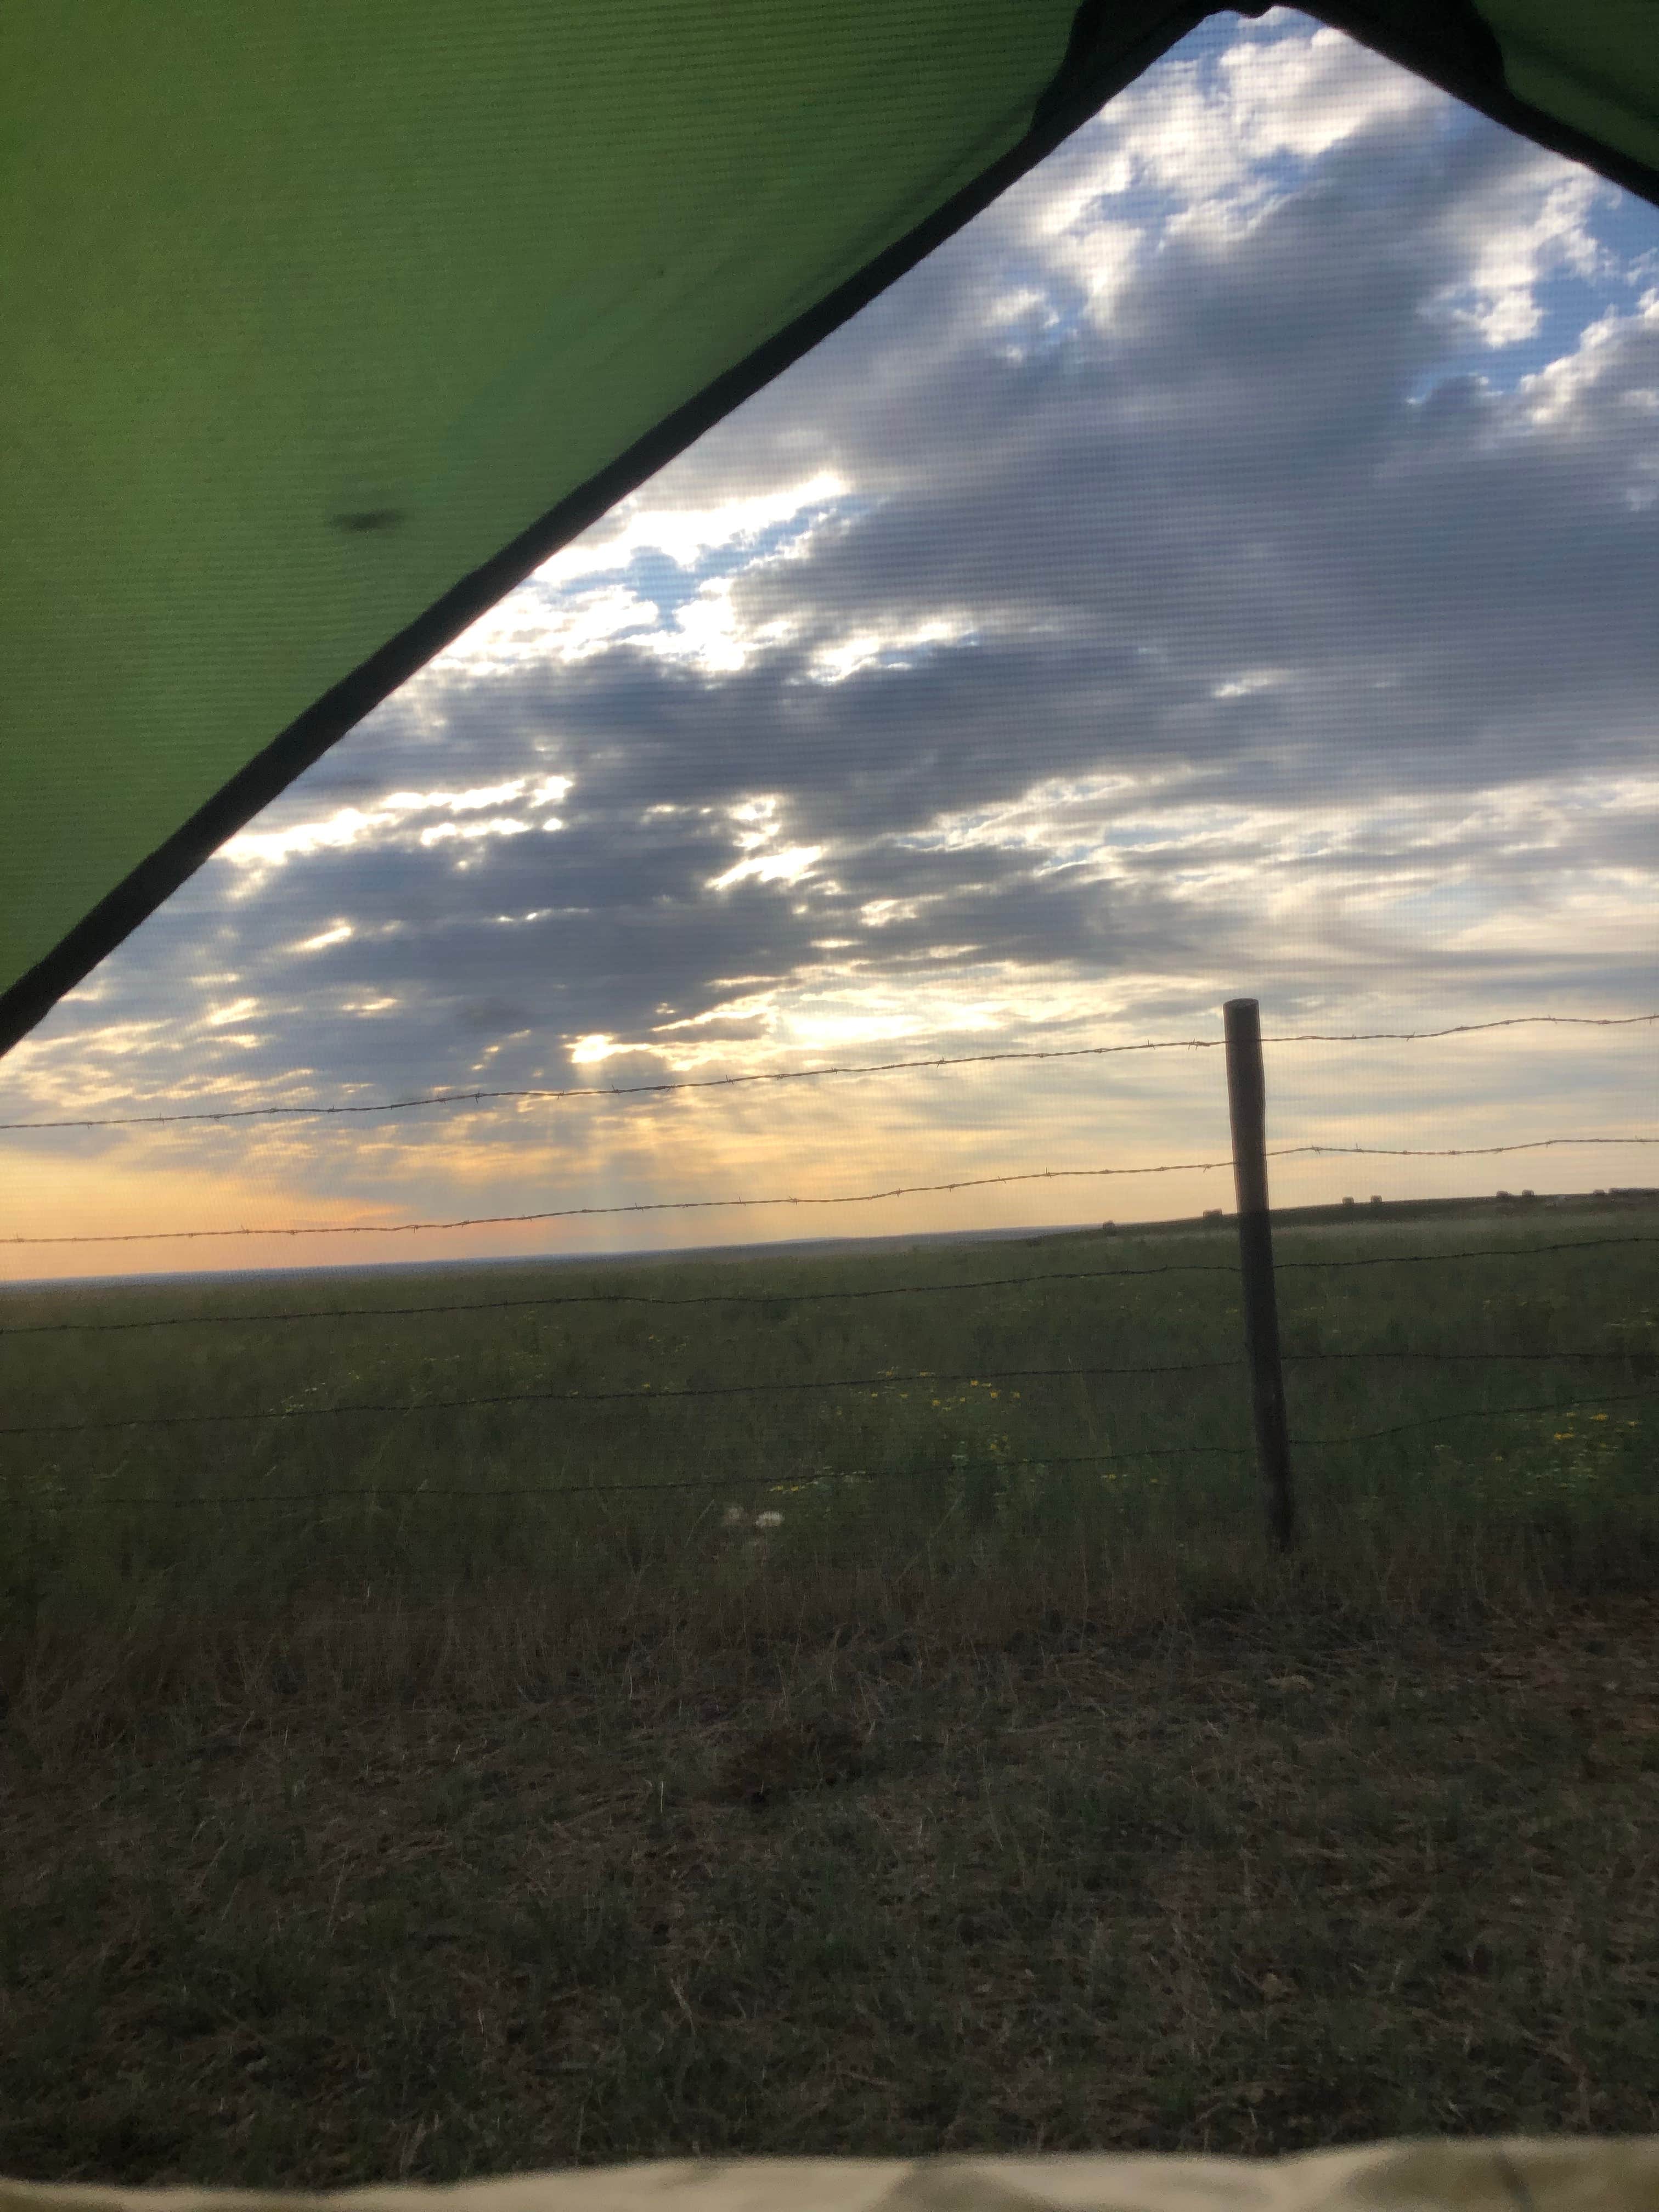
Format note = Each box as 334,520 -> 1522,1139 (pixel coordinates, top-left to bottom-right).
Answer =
3,1583 -> 1656,2186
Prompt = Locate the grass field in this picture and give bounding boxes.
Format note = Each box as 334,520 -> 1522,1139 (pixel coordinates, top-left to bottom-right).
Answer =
2,1199 -> 1657,2182
4,1198 -> 1658,1637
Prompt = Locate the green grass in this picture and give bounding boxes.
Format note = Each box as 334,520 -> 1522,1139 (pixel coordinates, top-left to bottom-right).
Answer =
1,1202 -> 1657,2183
2,1203 -> 1656,1644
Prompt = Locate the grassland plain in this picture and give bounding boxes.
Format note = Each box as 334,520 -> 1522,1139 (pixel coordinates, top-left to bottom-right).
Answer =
1,1200 -> 1657,2182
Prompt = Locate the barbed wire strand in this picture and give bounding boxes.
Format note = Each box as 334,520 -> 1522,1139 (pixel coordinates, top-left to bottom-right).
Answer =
1289,1347 -> 1644,1364
3,1232 -> 1656,1338
11,1159 -> 1232,1245
0,1356 -> 1243,1436
1296,1389 -> 1655,1448
5,1136 -> 1655,1246
1280,1232 -> 1659,1272
12,1441 -> 1252,1511
5,1012 -> 1653,1133
5,1342 -> 1651,1442
1281,1138 -> 1656,1162
10,1387 -> 1652,1513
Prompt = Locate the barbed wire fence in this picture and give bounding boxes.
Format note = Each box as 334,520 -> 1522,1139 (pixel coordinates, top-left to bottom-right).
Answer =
3,1009 -> 1651,1133
0,1005 -> 1655,1585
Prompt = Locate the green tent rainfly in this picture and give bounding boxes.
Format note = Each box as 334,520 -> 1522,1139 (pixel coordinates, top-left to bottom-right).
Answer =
3,0 -> 1656,1060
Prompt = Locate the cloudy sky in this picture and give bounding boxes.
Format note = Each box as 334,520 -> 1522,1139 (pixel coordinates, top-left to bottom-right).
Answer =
4,7 -> 1656,1281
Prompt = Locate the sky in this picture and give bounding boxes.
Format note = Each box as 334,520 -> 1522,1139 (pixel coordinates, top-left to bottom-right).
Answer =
3,7 -> 1656,1282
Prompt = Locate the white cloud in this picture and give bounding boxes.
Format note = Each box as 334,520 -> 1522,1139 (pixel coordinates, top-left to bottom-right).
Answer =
441,584 -> 662,673
1518,285 -> 1659,427
416,817 -> 533,848
540,470 -> 850,579
569,1033 -> 634,1065
1002,10 -> 1595,367
1016,13 -> 1439,287
1212,669 -> 1295,701
808,613 -> 975,684
1427,154 -> 1603,348
1221,19 -> 1440,165
222,776 -> 572,874
708,844 -> 823,891
434,473 -> 852,676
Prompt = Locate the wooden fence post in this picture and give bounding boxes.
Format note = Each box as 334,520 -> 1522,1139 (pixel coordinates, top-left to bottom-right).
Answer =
1223,997 -> 1296,1552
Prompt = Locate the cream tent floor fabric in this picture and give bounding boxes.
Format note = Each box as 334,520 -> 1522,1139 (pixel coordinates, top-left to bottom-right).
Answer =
4,2142 -> 1659,2212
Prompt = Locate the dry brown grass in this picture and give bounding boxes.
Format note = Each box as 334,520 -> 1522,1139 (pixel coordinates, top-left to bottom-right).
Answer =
3,1559 -> 1657,2186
